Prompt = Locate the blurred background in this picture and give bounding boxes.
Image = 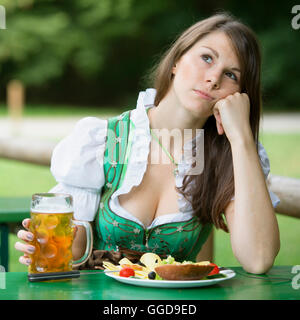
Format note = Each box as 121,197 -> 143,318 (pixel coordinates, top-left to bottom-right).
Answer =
0,0 -> 299,272
0,0 -> 300,109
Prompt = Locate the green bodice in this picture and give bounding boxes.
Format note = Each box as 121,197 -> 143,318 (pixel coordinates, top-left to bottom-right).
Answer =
93,110 -> 212,262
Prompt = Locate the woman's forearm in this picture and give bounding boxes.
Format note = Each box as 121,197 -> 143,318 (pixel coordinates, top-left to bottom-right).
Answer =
229,137 -> 280,274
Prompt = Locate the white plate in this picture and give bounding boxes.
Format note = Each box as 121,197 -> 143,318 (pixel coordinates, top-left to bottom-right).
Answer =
104,269 -> 236,288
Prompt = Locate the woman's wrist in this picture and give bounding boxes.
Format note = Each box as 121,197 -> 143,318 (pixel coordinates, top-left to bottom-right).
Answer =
228,127 -> 255,149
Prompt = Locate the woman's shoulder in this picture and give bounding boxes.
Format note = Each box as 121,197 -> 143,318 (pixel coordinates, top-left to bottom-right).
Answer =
52,116 -> 108,157
73,116 -> 108,132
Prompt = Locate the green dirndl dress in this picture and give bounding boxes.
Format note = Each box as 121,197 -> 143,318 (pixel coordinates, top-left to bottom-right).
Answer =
93,109 -> 212,262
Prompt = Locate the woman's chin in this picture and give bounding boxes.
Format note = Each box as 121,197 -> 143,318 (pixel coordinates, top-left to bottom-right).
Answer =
183,101 -> 213,118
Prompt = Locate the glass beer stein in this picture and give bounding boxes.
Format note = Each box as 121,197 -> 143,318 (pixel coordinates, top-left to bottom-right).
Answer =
28,193 -> 92,278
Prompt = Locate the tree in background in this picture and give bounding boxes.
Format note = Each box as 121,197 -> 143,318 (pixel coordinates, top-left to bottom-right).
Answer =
0,0 -> 298,110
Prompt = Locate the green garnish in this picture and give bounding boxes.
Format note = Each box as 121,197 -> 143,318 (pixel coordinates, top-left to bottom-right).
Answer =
162,255 -> 175,264
155,274 -> 163,280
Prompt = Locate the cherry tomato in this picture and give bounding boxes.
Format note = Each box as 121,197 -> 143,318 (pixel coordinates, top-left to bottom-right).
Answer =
119,267 -> 135,278
208,263 -> 219,276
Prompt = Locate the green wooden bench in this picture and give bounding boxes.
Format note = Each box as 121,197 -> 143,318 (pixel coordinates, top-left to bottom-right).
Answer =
0,197 -> 31,271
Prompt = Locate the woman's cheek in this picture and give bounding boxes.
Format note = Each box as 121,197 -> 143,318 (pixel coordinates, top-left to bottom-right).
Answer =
224,84 -> 241,97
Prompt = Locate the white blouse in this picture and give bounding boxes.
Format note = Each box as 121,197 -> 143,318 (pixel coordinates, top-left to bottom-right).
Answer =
50,88 -> 280,225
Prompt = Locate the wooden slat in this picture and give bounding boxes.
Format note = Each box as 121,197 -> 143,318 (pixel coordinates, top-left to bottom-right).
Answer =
0,137 -> 55,166
267,174 -> 300,219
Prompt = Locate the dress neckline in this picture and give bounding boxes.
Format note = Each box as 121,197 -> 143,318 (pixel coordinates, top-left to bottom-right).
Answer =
109,103 -> 196,229
110,195 -> 193,230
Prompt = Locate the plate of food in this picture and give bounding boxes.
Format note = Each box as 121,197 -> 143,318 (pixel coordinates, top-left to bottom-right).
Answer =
103,253 -> 236,288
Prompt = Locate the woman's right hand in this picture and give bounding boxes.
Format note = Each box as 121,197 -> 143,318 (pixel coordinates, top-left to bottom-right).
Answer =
14,218 -> 36,266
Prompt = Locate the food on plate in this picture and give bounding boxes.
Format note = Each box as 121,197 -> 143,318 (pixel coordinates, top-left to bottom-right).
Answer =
154,264 -> 214,281
119,266 -> 135,278
208,263 -> 220,276
103,253 -> 224,281
103,257 -> 150,279
140,252 -> 162,271
147,271 -> 157,280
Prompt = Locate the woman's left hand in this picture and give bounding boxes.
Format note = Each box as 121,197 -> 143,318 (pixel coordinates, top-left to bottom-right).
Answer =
212,92 -> 253,144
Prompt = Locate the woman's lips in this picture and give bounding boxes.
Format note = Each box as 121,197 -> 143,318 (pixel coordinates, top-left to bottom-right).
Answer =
193,89 -> 213,100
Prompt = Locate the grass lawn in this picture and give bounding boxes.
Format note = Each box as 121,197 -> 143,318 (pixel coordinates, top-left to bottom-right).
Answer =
2,130 -> 300,271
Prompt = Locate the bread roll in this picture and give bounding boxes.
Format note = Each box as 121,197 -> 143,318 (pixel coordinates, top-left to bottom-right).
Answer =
155,264 -> 214,280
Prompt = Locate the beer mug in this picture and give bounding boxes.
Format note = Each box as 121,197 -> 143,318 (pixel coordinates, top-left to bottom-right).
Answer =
28,193 -> 93,276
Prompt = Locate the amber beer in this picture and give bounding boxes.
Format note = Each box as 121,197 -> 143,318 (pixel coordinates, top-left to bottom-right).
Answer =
29,210 -> 74,274
28,193 -> 93,275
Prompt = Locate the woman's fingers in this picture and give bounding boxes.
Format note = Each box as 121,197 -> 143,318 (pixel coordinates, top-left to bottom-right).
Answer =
19,254 -> 31,266
14,241 -> 35,255
216,121 -> 224,135
22,218 -> 31,230
213,109 -> 224,135
16,219 -> 34,266
17,229 -> 34,242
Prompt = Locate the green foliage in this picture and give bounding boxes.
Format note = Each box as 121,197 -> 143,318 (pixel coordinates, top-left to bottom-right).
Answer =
260,25 -> 300,108
0,1 -> 299,109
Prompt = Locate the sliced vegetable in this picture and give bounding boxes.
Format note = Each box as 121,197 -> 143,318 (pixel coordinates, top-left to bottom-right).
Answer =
119,267 -> 135,278
140,253 -> 162,271
208,263 -> 219,276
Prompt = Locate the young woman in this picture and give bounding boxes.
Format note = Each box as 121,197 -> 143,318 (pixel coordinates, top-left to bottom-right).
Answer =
15,12 -> 280,274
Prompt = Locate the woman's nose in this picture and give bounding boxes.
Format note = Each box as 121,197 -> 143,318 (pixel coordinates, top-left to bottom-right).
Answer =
205,70 -> 221,89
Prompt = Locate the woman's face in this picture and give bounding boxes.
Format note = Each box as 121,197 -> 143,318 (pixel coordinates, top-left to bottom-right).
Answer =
171,31 -> 241,117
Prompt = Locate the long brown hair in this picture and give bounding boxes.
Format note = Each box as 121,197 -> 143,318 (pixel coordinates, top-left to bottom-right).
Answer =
147,12 -> 262,232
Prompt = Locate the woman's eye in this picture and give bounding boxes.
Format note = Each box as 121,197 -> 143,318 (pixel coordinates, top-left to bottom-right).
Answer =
202,54 -> 212,63
225,71 -> 237,81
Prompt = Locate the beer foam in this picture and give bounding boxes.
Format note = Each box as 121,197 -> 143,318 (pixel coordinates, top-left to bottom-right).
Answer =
31,206 -> 73,214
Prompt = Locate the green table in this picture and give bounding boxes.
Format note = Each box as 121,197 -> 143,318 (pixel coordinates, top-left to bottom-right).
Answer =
0,266 -> 299,300
0,197 -> 31,271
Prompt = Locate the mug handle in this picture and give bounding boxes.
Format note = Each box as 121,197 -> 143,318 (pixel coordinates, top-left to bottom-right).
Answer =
72,220 -> 93,268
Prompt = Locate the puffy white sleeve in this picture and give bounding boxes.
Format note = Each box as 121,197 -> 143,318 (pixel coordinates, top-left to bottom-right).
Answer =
230,141 -> 280,208
49,117 -> 107,221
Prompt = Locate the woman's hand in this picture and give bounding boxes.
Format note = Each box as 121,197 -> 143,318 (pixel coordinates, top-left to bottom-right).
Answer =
14,218 -> 35,266
15,219 -> 78,266
212,92 -> 253,144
